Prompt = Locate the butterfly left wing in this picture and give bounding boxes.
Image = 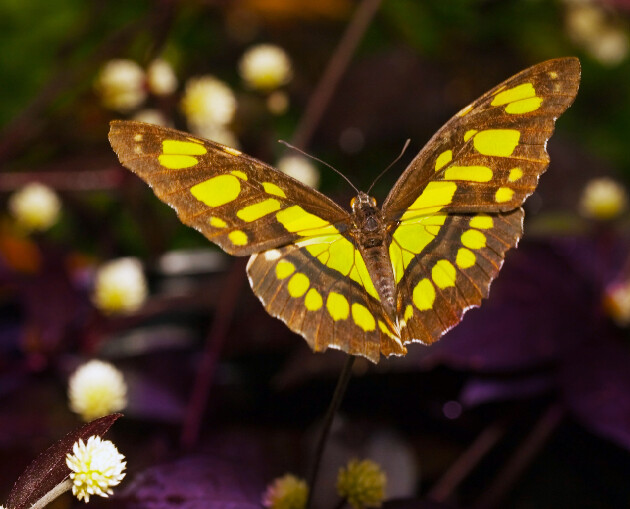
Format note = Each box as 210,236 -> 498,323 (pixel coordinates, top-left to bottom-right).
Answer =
381,57 -> 580,347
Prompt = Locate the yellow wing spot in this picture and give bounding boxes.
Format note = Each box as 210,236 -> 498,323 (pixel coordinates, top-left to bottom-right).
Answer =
461,230 -> 486,249
456,247 -> 476,269
412,278 -> 435,311
162,139 -> 207,155
262,182 -> 287,198
231,170 -> 248,180
401,182 -> 457,219
305,288 -> 323,311
276,205 -> 339,236
458,104 -> 474,117
491,83 -> 535,106
474,129 -> 520,157
495,187 -> 515,203
223,146 -> 242,156
209,216 -> 227,228
237,199 -> 281,222
404,304 -> 414,321
327,292 -> 349,321
432,259 -> 456,289
469,214 -> 493,229
548,71 -> 558,79
191,174 -> 241,207
159,155 -> 199,169
352,303 -> 376,332
351,249 -> 380,301
287,273 -> 310,298
134,134 -> 143,142
464,129 -> 478,142
435,150 -> 453,172
444,165 -> 493,182
275,260 -> 295,279
505,97 -> 543,114
508,168 -> 523,182
228,230 -> 248,246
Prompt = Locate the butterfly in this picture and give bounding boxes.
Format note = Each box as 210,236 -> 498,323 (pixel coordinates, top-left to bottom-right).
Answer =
109,57 -> 580,363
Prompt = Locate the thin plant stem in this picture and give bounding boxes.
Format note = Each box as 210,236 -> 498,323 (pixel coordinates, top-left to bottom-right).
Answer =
306,355 -> 356,509
29,478 -> 72,509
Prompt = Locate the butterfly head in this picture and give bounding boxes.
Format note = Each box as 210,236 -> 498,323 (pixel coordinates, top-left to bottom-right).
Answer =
350,192 -> 378,213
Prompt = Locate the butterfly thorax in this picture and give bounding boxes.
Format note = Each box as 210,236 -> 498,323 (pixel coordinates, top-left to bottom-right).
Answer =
350,192 -> 397,318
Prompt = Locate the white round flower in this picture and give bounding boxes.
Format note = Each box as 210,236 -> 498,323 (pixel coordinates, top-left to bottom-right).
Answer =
189,123 -> 240,149
66,436 -> 126,502
133,108 -> 170,127
8,182 -> 61,232
147,59 -> 178,96
68,360 -> 127,421
239,44 -> 293,90
95,59 -> 146,112
579,177 -> 628,220
92,257 -> 148,314
588,26 -> 629,66
277,155 -> 320,189
181,75 -> 236,130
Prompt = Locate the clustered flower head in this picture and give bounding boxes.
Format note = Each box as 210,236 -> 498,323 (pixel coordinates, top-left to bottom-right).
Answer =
147,58 -> 178,96
92,257 -> 148,314
95,59 -> 147,112
66,436 -> 126,502
239,44 -> 293,91
579,177 -> 628,220
277,155 -> 320,189
8,182 -> 61,232
262,474 -> 308,509
181,75 -> 237,132
68,359 -> 127,421
337,459 -> 386,509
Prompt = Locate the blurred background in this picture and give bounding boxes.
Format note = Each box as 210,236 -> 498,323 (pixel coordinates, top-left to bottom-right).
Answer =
2,0 -> 630,507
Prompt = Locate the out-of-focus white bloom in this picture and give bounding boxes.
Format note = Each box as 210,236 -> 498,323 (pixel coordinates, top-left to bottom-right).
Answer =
147,59 -> 178,96
579,177 -> 628,220
133,108 -> 170,127
68,360 -> 127,421
262,474 -> 308,509
95,59 -> 146,111
588,26 -> 629,66
190,123 -> 240,149
8,182 -> 61,232
239,44 -> 293,90
181,76 -> 236,131
267,90 -> 289,115
66,436 -> 126,502
605,280 -> 630,326
92,257 -> 148,314
277,155 -> 320,189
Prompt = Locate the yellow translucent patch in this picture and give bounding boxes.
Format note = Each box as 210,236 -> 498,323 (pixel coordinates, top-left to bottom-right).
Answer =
435,150 -> 452,172
505,97 -> 543,114
464,129 -> 478,142
404,305 -> 413,321
162,139 -> 207,155
191,175 -> 241,207
223,146 -> 242,156
444,166 -> 493,182
349,249 -> 379,300
327,236 -> 354,275
231,170 -> 248,180
159,155 -> 199,169
263,182 -> 287,198
412,278 -> 435,311
458,104 -> 474,117
470,214 -> 493,229
508,168 -> 523,182
432,259 -> 456,289
327,292 -> 349,321
276,206 -> 338,236
305,288 -> 323,311
276,260 -> 295,279
461,230 -> 486,249
228,230 -> 248,246
209,216 -> 227,228
495,187 -> 515,203
401,182 -> 457,219
352,303 -> 376,331
491,83 -> 536,106
288,273 -> 310,297
474,129 -> 520,157
456,248 -> 476,269
236,199 -> 281,222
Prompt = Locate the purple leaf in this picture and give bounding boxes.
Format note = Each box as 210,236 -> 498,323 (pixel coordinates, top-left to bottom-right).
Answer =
460,374 -> 553,407
560,342 -> 630,450
7,413 -> 122,509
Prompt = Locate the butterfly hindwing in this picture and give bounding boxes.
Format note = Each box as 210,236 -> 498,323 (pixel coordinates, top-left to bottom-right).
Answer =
108,121 -> 350,256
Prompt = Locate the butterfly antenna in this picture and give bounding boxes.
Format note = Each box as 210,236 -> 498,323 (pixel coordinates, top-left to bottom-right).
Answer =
279,140 -> 359,194
366,139 -> 411,195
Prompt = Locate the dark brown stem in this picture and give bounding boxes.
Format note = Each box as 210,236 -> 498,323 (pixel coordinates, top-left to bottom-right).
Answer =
427,419 -> 507,503
291,0 -> 384,149
180,259 -> 247,448
306,355 -> 356,509
474,404 -> 565,508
